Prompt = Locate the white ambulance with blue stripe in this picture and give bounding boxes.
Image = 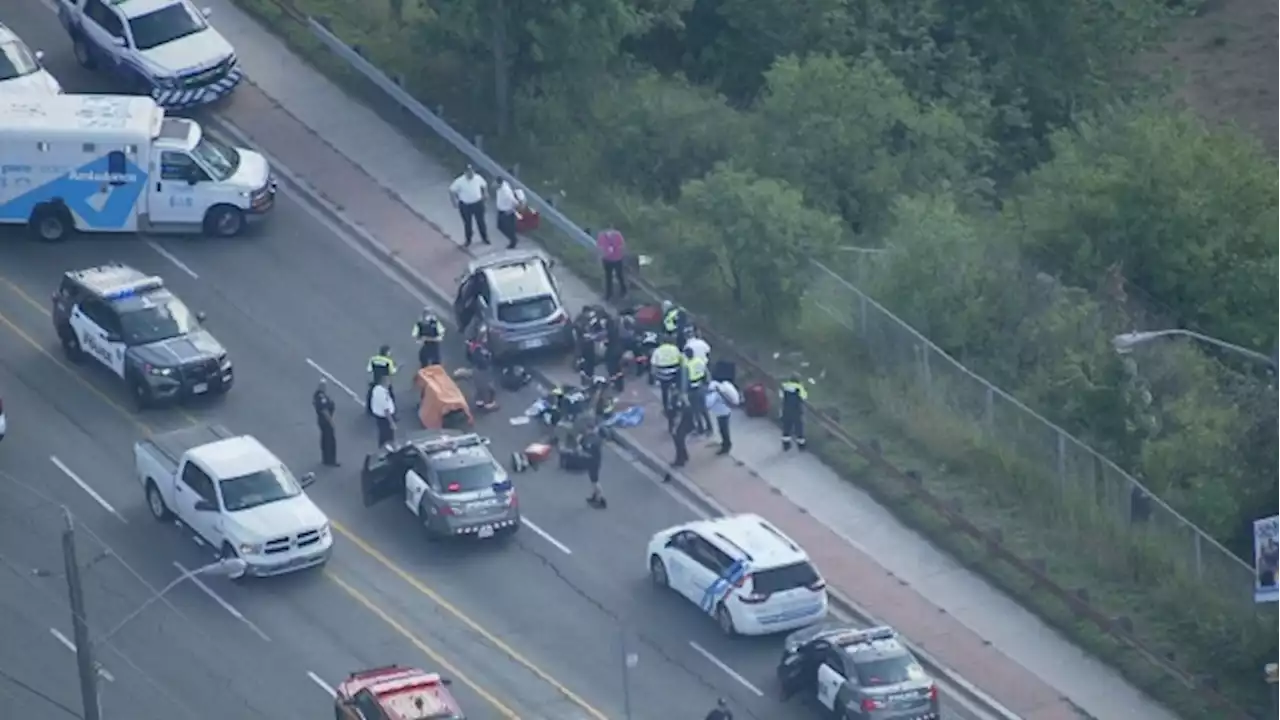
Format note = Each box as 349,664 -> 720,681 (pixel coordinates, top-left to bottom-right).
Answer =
0,94 -> 274,242
647,513 -> 829,635
57,0 -> 241,109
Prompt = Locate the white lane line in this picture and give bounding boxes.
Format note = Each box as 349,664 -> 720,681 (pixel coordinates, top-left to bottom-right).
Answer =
146,241 -> 199,279
520,518 -> 572,555
307,671 -> 337,697
171,562 -> 272,642
688,641 -> 764,697
305,358 -> 363,406
49,628 -> 115,682
50,456 -> 128,524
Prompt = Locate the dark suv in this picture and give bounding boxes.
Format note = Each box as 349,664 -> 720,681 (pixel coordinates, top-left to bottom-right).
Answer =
52,263 -> 232,408
454,250 -> 574,359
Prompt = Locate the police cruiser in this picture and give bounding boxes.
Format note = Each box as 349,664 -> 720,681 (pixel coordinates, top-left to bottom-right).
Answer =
0,22 -> 62,95
57,0 -> 241,109
777,624 -> 940,720
52,264 -> 233,408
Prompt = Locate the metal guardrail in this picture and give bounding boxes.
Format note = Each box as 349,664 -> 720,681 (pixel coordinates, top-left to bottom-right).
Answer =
271,11 -> 1258,717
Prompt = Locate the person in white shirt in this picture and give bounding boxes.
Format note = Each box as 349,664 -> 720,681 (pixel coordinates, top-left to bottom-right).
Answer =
705,379 -> 741,455
369,374 -> 397,447
685,333 -> 711,363
449,165 -> 489,247
494,177 -> 525,249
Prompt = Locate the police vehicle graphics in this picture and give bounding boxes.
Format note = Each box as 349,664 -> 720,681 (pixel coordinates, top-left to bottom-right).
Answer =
0,153 -> 147,232
58,0 -> 241,109
57,269 -> 232,402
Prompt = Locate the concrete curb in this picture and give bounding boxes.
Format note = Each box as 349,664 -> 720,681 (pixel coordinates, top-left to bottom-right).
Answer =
209,115 -> 1023,720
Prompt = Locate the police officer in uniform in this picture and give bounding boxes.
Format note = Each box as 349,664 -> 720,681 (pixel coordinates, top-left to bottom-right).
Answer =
683,346 -> 711,435
780,374 -> 808,451
649,337 -> 683,432
313,379 -> 339,467
412,310 -> 445,368
365,345 -> 397,416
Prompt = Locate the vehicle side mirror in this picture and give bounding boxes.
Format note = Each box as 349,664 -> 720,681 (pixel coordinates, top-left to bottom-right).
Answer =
440,678 -> 452,686
193,499 -> 217,512
35,50 -> 45,62
300,472 -> 316,488
201,7 -> 212,17
195,311 -> 207,322
665,536 -> 680,548
110,36 -> 126,47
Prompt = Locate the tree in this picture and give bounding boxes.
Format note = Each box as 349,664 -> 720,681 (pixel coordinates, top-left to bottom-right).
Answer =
1011,105 -> 1279,351
653,166 -> 845,328
750,54 -> 988,236
427,0 -> 693,136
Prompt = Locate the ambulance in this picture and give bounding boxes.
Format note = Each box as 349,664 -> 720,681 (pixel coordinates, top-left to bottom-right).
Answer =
0,94 -> 274,242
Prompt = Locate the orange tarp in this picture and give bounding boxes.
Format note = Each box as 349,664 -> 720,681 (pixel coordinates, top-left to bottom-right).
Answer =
414,365 -> 473,429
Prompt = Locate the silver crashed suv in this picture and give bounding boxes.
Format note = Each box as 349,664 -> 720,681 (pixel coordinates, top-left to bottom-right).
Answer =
361,432 -> 519,540
453,250 -> 574,359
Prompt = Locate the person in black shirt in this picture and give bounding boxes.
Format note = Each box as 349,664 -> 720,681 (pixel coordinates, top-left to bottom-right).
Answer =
584,432 -> 607,509
671,398 -> 694,468
312,379 -> 339,467
705,698 -> 733,720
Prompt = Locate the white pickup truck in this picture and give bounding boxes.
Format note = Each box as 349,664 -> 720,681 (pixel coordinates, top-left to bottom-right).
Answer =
136,425 -> 332,579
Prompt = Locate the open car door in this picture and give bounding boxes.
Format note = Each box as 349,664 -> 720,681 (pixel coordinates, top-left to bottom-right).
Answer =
360,447 -> 408,508
454,274 -> 476,331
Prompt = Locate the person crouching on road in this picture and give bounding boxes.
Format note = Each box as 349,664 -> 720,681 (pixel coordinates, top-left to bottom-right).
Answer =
780,373 -> 808,451
365,345 -> 397,416
706,377 -> 740,455
369,374 -> 397,448
413,309 -> 446,368
449,164 -> 490,247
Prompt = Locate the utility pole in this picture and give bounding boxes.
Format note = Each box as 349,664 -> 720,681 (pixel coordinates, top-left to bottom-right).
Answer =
62,509 -> 101,720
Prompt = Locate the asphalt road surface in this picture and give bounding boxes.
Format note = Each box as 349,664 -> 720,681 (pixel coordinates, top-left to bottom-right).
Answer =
0,3 -> 981,719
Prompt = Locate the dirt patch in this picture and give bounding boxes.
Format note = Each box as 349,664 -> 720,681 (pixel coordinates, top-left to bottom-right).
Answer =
1153,0 -> 1277,152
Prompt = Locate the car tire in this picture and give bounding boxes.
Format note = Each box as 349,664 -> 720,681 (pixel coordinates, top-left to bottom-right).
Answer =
145,481 -> 171,521
716,602 -> 737,636
129,373 -> 153,410
220,543 -> 249,582
203,204 -> 245,238
649,555 -> 669,589
72,36 -> 96,69
60,329 -> 84,363
420,500 -> 443,542
29,204 -> 73,243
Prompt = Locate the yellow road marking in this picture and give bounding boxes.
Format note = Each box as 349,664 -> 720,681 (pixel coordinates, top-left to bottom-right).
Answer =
0,276 -> 53,317
326,572 -> 521,719
332,522 -> 610,719
0,282 -> 607,719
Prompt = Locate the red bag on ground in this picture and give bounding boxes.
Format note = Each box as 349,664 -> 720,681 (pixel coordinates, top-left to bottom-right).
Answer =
743,383 -> 769,417
516,207 -> 541,233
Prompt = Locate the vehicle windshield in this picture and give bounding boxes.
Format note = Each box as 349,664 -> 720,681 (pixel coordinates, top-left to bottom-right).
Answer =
0,40 -> 40,81
496,296 -> 556,324
128,3 -> 208,51
751,561 -> 821,594
190,134 -> 240,182
436,463 -> 496,493
853,655 -> 924,687
117,292 -> 199,345
220,465 -> 302,512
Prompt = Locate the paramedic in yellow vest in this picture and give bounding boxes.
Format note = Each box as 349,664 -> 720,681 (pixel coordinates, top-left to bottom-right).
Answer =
780,374 -> 808,451
661,301 -> 690,350
682,347 -> 711,435
650,337 -> 683,432
365,345 -> 397,416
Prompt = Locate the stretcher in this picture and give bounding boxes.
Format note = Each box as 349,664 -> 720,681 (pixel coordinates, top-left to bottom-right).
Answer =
414,366 -> 473,430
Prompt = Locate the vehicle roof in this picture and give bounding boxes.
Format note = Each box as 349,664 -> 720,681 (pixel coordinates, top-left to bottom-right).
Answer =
809,624 -> 911,661
340,666 -> 457,720
110,0 -> 188,20
475,253 -> 556,302
188,436 -> 281,479
402,433 -> 493,471
65,264 -> 166,302
686,513 -> 809,569
0,95 -> 161,136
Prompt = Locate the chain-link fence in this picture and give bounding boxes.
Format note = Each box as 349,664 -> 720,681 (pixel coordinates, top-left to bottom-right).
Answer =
807,260 -> 1256,608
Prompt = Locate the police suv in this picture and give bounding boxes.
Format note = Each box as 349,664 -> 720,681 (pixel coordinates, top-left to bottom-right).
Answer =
57,0 -> 241,109
52,264 -> 233,408
777,624 -> 940,720
361,432 -> 520,541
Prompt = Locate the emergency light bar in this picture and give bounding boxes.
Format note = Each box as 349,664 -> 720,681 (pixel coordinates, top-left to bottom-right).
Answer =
836,626 -> 898,646
102,277 -> 163,300
412,433 -> 489,454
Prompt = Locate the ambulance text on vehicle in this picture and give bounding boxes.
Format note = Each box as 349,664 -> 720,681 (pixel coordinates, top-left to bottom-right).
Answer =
0,94 -> 275,241
57,0 -> 241,109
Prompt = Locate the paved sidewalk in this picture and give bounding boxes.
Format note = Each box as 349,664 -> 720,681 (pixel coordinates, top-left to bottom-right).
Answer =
201,2 -> 1180,719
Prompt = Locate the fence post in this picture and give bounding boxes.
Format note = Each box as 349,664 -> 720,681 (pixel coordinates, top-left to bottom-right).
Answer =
983,386 -> 994,430
858,294 -> 867,338
920,345 -> 932,395
1193,533 -> 1203,580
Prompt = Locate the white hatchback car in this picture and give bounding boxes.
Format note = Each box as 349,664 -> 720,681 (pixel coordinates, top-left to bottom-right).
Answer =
647,513 -> 829,635
0,23 -> 62,96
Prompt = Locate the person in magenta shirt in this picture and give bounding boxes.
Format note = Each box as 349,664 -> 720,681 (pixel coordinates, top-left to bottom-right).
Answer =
591,227 -> 628,300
